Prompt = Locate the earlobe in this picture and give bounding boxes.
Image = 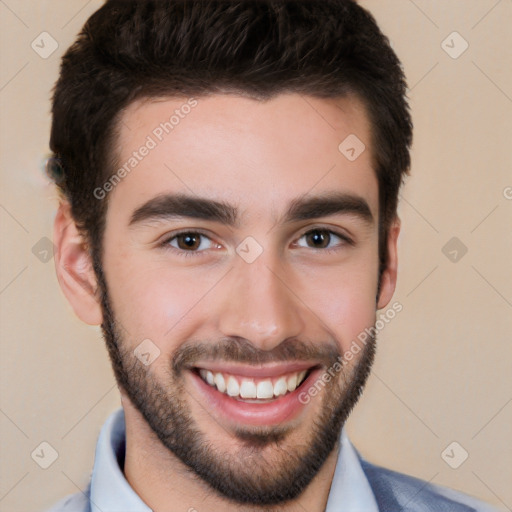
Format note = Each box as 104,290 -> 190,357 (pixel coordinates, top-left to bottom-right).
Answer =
377,217 -> 400,310
53,202 -> 103,325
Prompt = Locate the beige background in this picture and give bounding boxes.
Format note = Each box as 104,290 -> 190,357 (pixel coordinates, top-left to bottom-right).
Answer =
1,1 -> 511,511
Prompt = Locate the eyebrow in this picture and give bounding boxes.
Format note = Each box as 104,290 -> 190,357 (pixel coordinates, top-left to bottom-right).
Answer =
128,192 -> 374,228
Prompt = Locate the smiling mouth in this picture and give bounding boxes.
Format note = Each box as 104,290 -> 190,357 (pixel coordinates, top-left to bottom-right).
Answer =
193,366 -> 316,402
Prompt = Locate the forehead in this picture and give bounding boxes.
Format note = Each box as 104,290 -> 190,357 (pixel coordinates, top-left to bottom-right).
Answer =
109,93 -> 378,223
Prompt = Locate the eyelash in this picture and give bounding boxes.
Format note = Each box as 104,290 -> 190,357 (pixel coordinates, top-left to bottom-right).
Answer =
159,228 -> 354,258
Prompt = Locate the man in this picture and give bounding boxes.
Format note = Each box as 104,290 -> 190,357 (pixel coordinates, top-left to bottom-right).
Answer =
45,1 -> 498,511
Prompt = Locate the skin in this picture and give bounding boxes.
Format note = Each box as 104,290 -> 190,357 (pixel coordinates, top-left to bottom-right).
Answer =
54,93 -> 400,512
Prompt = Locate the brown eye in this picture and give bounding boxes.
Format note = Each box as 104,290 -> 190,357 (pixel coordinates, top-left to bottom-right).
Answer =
166,232 -> 217,253
296,229 -> 352,251
304,229 -> 332,249
176,233 -> 201,250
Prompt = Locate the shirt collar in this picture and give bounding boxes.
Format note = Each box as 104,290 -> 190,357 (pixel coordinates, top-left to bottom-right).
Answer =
91,407 -> 378,512
90,408 -> 151,512
325,429 -> 379,511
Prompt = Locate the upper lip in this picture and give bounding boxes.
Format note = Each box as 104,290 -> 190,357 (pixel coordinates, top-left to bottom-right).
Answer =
193,361 -> 319,378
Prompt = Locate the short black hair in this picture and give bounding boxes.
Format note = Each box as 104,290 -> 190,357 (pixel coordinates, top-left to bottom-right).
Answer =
50,0 -> 412,280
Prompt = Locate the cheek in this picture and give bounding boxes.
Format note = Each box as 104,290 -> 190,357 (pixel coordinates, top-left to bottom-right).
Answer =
102,250 -> 221,348
296,257 -> 379,353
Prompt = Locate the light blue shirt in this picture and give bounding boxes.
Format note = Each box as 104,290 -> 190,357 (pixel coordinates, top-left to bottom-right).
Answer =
47,407 -> 379,511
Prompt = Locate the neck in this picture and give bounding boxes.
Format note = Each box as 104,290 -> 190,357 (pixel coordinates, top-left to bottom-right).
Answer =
122,400 -> 339,512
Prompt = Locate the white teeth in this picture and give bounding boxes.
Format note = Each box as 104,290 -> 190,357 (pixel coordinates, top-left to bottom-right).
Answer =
240,380 -> 257,399
273,377 -> 288,396
214,372 -> 226,393
226,376 -> 240,397
199,368 -> 311,400
287,373 -> 298,392
257,380 -> 274,399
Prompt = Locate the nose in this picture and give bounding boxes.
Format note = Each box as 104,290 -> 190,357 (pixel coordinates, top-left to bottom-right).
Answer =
215,251 -> 306,352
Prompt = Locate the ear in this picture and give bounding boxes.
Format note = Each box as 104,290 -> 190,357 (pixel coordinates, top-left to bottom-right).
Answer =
53,201 -> 103,325
377,217 -> 400,310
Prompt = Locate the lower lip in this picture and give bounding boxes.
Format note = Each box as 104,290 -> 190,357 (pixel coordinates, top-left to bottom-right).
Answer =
188,368 -> 320,427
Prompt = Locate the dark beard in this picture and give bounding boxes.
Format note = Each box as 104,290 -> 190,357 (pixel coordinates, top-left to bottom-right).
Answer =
95,265 -> 376,506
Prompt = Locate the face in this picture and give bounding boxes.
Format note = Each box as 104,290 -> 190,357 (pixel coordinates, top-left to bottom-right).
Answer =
67,93 -> 398,505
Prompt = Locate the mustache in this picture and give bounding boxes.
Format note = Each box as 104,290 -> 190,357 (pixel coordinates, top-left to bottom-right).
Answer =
172,337 -> 342,375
